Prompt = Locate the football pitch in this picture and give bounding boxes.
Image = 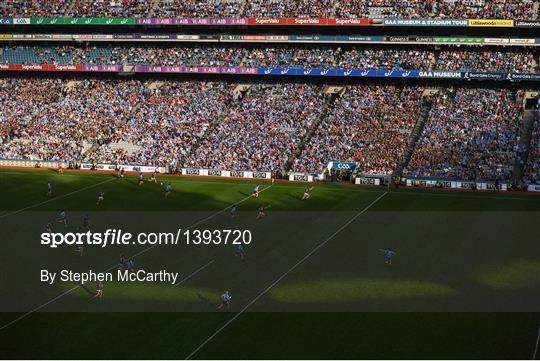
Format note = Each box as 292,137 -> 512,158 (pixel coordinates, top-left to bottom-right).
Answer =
0,168 -> 539,359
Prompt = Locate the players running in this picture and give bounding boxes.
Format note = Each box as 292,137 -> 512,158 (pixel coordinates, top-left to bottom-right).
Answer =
47,182 -> 52,196
96,191 -> 105,205
138,172 -> 144,186
217,291 -> 231,310
149,171 -> 158,184
165,183 -> 171,197
93,282 -> 104,300
57,209 -> 67,226
256,205 -> 270,220
230,205 -> 238,218
127,258 -> 135,272
379,249 -> 396,265
302,186 -> 314,200
252,185 -> 260,198
235,244 -> 245,261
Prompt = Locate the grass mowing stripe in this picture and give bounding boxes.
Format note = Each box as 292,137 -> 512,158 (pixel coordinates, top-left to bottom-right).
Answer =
0,177 -> 115,218
1,169 -> 538,201
533,324 -> 540,360
0,185 -> 273,333
185,191 -> 388,360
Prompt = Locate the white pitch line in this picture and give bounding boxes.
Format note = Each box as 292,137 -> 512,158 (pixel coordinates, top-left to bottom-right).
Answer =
0,177 -> 115,219
185,191 -> 388,360
0,185 -> 273,333
0,285 -> 80,332
175,260 -> 215,286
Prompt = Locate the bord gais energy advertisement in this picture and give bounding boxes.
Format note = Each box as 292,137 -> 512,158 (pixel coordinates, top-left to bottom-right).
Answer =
0,1 -> 540,360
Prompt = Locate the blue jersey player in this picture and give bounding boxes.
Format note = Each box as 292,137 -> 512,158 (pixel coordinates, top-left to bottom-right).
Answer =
47,182 -> 52,196
235,244 -> 245,261
230,205 -> 238,218
165,183 -> 171,197
58,209 -> 67,226
217,291 -> 231,310
379,249 -> 396,265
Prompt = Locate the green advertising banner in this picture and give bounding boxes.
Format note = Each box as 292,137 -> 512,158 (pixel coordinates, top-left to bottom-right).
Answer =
434,37 -> 484,43
30,17 -> 136,25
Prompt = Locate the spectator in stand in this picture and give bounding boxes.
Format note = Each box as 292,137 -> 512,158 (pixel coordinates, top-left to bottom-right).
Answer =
2,44 -> 536,74
293,85 -> 422,175
0,78 -> 533,184
185,83 -> 326,172
335,0 -> 535,19
523,119 -> 540,184
436,48 -> 536,73
337,47 -> 434,70
0,0 -> 535,19
405,88 -> 523,181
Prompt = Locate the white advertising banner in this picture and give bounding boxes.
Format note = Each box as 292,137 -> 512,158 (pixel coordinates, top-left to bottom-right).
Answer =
406,178 -> 508,191
289,173 -> 314,182
355,177 -> 381,186
181,168 -> 271,179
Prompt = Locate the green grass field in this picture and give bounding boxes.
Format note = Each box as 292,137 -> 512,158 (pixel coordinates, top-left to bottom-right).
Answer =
0,168 -> 539,359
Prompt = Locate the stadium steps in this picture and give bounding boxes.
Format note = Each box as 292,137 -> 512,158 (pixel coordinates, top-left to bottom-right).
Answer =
393,89 -> 439,179
233,84 -> 251,98
178,108 -> 229,167
83,96 -> 145,160
108,141 -> 143,156
238,0 -> 248,15
66,81 -> 81,89
513,92 -> 539,183
178,84 -> 250,166
80,140 -> 94,155
284,88 -> 339,172
148,0 -> 161,16
148,82 -> 163,90
331,1 -> 340,17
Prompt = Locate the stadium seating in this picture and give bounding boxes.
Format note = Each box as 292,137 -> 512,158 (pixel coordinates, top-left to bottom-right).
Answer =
524,120 -> 540,184
2,78 -> 534,184
405,88 -> 523,181
0,0 -> 536,19
0,45 -> 537,74
293,85 -> 422,175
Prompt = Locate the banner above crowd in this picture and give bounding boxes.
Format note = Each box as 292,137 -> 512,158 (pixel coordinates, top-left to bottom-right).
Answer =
3,33 -> 539,46
0,63 -> 538,81
0,17 -> 536,28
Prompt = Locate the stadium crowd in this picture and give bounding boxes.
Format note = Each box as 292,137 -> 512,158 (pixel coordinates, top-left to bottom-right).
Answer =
0,45 -> 537,73
0,78 -> 138,161
293,85 -> 422,175
185,83 -> 326,172
0,0 -> 536,19
436,48 -> 536,73
524,119 -> 540,184
1,78 -> 537,184
335,0 -> 536,20
405,88 -> 524,181
87,81 -> 236,167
